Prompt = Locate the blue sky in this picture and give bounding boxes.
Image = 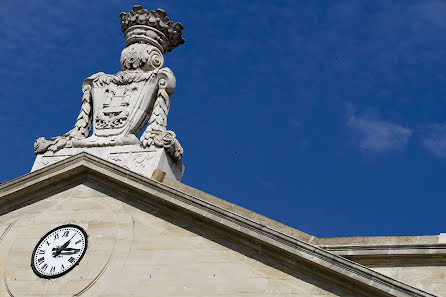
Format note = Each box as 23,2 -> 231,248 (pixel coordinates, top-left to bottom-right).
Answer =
1,0 -> 446,238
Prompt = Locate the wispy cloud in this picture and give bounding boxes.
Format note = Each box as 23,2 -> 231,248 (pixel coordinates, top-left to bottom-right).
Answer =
424,123 -> 446,158
346,109 -> 412,153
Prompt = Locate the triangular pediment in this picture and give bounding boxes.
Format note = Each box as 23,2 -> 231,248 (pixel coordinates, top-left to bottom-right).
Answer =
0,153 -> 437,297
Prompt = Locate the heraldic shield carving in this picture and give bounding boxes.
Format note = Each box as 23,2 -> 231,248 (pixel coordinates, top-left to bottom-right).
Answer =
32,5 -> 185,181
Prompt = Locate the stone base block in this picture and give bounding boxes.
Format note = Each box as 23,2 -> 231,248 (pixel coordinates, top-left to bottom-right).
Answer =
31,145 -> 185,181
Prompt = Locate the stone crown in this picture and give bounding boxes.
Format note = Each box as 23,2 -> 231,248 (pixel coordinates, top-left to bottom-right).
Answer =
120,5 -> 185,53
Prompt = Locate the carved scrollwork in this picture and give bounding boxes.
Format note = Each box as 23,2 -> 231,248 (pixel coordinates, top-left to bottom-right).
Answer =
92,70 -> 156,87
120,44 -> 164,72
140,129 -> 183,161
155,130 -> 183,160
95,110 -> 130,129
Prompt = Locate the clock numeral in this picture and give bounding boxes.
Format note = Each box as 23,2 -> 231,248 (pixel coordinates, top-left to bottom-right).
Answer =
45,240 -> 50,246
54,232 -> 59,240
41,263 -> 48,271
61,264 -> 65,270
75,240 -> 81,245
38,257 -> 44,264
37,249 -> 45,254
68,257 -> 76,263
62,231 -> 70,237
50,266 -> 55,273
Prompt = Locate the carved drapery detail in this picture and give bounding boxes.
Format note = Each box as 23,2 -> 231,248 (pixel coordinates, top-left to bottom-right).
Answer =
150,78 -> 170,131
65,84 -> 93,139
33,70 -> 156,155
140,76 -> 183,161
34,83 -> 93,154
34,69 -> 183,161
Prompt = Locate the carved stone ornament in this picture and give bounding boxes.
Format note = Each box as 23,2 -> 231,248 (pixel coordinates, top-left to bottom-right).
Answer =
120,5 -> 185,53
33,5 -> 186,181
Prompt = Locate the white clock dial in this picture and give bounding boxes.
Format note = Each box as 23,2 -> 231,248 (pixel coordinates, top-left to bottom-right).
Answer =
31,224 -> 88,278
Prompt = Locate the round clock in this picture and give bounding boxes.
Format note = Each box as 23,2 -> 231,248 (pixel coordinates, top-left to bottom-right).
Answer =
31,224 -> 88,278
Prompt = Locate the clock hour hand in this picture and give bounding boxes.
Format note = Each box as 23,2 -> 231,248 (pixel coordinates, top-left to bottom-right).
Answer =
52,247 -> 80,252
52,247 -> 80,256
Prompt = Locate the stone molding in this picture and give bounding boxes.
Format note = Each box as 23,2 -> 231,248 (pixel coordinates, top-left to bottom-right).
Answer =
320,243 -> 446,255
0,153 -> 438,297
319,243 -> 446,266
32,145 -> 184,182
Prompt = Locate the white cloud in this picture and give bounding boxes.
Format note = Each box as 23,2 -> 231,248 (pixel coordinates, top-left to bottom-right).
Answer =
347,112 -> 412,152
424,123 -> 446,158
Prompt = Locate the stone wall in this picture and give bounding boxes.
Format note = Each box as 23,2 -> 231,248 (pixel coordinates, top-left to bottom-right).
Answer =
0,183 -> 357,297
372,266 -> 446,296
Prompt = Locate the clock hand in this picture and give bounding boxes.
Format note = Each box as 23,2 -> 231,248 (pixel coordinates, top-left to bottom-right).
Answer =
53,233 -> 77,256
61,234 -> 76,249
52,247 -> 80,252
53,247 -> 80,252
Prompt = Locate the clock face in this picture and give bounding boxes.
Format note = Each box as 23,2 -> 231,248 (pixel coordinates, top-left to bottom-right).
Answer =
31,224 -> 88,278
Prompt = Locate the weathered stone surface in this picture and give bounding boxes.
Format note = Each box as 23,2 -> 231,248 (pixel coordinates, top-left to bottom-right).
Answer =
0,190 -> 117,296
0,183 -> 358,297
372,266 -> 446,297
32,145 -> 184,181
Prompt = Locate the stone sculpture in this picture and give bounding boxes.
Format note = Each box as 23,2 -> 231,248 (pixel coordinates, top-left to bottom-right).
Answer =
32,5 -> 185,181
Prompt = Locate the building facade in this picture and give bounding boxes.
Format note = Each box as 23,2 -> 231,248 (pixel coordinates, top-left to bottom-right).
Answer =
0,5 -> 445,297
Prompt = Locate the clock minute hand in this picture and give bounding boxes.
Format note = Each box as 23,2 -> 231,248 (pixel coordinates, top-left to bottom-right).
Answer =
59,233 -> 76,250
53,234 -> 76,256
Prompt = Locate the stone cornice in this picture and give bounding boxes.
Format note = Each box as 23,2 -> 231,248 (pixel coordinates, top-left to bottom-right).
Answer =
319,243 -> 446,266
321,243 -> 446,254
0,153 -> 438,297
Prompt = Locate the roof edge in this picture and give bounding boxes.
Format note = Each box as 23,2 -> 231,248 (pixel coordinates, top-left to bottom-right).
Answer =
0,153 -> 438,297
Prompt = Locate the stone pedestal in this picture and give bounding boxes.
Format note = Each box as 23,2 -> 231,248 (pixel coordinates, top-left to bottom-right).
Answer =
31,145 -> 185,181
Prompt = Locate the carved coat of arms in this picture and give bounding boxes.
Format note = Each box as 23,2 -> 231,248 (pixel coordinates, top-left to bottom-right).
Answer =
33,6 -> 185,180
